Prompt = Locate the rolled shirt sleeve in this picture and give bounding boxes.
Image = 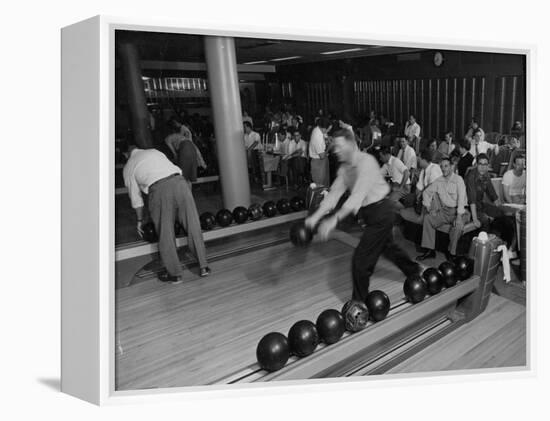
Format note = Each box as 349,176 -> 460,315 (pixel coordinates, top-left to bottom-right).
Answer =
391,157 -> 409,184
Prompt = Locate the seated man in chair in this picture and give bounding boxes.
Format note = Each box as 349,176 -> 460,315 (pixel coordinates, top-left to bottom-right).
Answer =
415,149 -> 443,214
465,153 -> 504,231
416,157 -> 469,261
379,146 -> 410,208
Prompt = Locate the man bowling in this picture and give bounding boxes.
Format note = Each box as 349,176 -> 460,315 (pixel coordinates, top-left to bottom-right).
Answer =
305,129 -> 420,302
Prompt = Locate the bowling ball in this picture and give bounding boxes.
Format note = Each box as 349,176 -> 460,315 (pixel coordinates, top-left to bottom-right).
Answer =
288,320 -> 319,357
454,255 -> 474,280
422,268 -> 443,295
248,203 -> 263,221
232,206 -> 249,224
438,261 -> 457,287
290,196 -> 305,211
341,300 -> 369,332
289,221 -> 313,247
276,198 -> 291,215
365,290 -> 391,322
142,221 -> 158,243
262,201 -> 277,217
200,212 -> 216,231
256,332 -> 290,372
403,274 -> 428,304
216,209 -> 233,227
316,309 -> 345,344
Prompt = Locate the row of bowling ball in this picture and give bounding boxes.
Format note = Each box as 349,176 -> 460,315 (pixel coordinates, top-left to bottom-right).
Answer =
403,256 -> 474,304
140,196 -> 307,243
200,196 -> 306,231
256,290 -> 391,373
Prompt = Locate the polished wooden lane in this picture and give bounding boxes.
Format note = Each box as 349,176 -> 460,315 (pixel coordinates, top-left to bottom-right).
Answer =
384,293 -> 526,374
116,227 -> 527,390
115,234 -> 409,390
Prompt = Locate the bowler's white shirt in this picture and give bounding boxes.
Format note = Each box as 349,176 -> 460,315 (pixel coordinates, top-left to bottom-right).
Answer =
123,148 -> 182,209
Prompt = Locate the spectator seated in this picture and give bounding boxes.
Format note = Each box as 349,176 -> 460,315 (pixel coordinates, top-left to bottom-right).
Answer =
399,207 -> 478,255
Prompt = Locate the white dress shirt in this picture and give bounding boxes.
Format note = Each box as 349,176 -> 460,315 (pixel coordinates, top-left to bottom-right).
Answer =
381,156 -> 410,185
502,169 -> 526,198
469,140 -> 497,158
416,162 -> 443,208
309,126 -> 326,159
123,148 -> 182,209
244,130 -> 262,150
404,122 -> 421,139
287,139 -> 308,158
397,145 -> 417,169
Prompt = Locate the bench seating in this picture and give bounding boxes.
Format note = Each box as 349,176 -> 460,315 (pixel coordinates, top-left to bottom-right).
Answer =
399,207 -> 479,255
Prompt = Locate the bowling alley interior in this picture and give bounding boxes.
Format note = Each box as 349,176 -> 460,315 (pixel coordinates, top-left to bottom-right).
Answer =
114,29 -> 527,391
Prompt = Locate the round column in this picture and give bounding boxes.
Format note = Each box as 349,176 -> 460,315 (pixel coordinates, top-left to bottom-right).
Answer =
204,36 -> 251,209
119,42 -> 153,149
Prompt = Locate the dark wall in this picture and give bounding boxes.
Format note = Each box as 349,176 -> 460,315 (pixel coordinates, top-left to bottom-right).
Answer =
277,50 -> 526,139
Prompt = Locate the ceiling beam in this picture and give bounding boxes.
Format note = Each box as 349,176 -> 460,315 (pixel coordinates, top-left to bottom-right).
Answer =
140,60 -> 276,73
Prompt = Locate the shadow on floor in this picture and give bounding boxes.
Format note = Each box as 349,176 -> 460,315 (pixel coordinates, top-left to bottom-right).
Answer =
37,377 -> 60,392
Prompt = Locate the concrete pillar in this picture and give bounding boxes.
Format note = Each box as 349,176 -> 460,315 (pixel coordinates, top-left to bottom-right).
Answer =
204,36 -> 251,209
119,42 -> 153,149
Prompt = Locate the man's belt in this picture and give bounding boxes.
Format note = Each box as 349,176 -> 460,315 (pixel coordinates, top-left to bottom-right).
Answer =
149,173 -> 180,189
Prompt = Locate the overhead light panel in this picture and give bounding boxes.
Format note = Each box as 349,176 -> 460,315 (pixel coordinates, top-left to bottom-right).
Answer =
270,56 -> 302,62
242,60 -> 268,65
321,48 -> 364,55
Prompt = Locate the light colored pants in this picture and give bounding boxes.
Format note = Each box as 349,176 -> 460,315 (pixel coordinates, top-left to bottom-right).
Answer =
421,195 -> 467,254
310,157 -> 330,186
149,175 -> 208,276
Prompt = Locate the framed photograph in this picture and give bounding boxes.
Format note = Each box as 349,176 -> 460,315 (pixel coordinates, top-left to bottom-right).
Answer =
61,15 -> 531,405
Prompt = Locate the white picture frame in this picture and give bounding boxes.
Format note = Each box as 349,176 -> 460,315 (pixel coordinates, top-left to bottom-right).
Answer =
61,14 -> 534,405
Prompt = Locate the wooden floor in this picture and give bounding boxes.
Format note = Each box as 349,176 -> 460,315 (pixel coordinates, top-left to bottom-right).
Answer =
115,233 -> 410,390
115,226 -> 527,391
385,293 -> 526,374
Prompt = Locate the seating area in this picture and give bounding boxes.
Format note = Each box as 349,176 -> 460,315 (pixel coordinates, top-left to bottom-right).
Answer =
399,207 -> 479,255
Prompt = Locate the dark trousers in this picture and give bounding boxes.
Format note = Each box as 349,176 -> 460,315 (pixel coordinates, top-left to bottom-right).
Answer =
176,140 -> 198,182
352,199 -> 420,302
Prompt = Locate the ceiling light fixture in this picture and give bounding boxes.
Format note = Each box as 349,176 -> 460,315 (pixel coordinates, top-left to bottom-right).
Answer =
242,60 -> 268,65
320,48 -> 364,55
270,56 -> 302,62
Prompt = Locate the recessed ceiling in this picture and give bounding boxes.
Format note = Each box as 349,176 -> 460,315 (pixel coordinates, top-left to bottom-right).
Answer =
116,30 -> 420,66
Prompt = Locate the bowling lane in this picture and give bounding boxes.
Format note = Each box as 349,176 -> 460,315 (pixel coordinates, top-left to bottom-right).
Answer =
384,293 -> 526,374
115,234 -> 410,390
